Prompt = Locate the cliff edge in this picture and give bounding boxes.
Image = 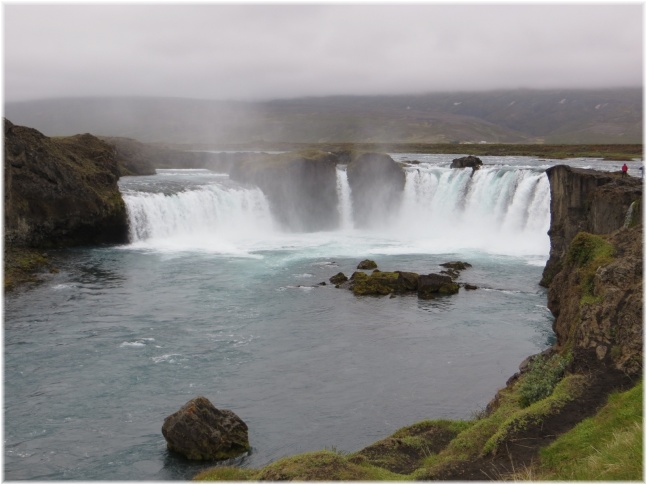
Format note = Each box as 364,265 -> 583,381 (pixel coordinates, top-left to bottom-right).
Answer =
4,118 -> 129,247
541,165 -> 642,286
4,119 -> 131,289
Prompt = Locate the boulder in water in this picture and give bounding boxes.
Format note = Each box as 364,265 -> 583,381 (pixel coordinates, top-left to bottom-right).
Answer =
418,273 -> 460,298
329,272 -> 349,285
440,261 -> 472,280
450,155 -> 483,170
357,259 -> 378,270
162,396 -> 250,461
349,270 -> 420,296
440,261 -> 472,270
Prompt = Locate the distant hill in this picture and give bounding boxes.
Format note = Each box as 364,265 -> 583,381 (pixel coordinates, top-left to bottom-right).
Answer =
4,88 -> 642,146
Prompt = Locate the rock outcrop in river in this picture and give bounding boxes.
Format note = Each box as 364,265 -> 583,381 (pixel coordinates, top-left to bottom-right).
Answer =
229,150 -> 340,231
346,152 -> 405,228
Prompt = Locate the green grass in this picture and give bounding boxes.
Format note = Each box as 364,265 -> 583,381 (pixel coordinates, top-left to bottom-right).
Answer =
535,380 -> 643,481
518,352 -> 573,407
193,450 -> 407,481
482,374 -> 588,456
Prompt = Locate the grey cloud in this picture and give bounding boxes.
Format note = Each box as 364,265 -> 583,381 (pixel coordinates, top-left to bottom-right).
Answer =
4,4 -> 642,102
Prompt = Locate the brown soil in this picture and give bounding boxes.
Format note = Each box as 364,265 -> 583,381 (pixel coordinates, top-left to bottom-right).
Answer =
432,354 -> 638,481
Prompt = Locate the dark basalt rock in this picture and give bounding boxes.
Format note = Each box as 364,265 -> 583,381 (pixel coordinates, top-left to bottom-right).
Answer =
540,165 -> 642,287
329,272 -> 348,285
357,259 -> 378,270
440,261 -> 472,270
229,150 -> 339,232
4,119 -> 129,248
346,152 -> 405,229
341,267 -> 459,298
348,270 -> 420,296
440,261 -> 472,280
162,396 -> 250,461
450,155 -> 483,170
417,273 -> 460,299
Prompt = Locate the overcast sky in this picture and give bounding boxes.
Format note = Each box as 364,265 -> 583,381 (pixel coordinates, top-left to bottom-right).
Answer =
3,3 -> 643,102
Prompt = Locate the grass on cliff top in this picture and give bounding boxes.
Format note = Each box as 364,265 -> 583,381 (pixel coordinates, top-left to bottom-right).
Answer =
534,380 -> 643,481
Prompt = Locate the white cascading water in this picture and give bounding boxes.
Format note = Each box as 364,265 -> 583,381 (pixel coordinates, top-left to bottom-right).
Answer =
121,164 -> 551,257
335,165 -> 354,231
393,165 -> 551,255
122,181 -> 275,254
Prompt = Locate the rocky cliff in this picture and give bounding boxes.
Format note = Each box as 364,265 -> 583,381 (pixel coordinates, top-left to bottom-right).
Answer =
346,152 -> 405,228
541,165 -> 642,286
4,119 -> 129,248
541,166 -> 643,375
228,149 -> 406,232
229,150 -> 340,231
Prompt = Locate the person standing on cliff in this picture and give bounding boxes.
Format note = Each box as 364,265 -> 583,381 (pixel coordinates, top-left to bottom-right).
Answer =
622,163 -> 628,176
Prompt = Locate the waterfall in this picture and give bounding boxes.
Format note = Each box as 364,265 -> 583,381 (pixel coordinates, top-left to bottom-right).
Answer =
335,165 -> 354,230
121,176 -> 275,253
624,200 -> 637,228
396,165 -> 551,255
119,165 -> 551,256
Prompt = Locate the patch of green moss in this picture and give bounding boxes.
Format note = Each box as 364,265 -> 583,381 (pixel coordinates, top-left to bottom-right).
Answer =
4,247 -> 56,291
567,232 -> 615,268
566,232 -> 615,305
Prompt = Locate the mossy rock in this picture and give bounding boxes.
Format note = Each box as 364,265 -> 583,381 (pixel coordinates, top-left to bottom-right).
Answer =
418,273 -> 460,298
350,270 -> 420,296
357,259 -> 378,270
329,272 -> 348,285
440,261 -> 472,270
4,247 -> 57,291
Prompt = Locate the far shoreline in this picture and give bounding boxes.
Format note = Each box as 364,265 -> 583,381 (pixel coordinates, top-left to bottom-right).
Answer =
157,142 -> 643,161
